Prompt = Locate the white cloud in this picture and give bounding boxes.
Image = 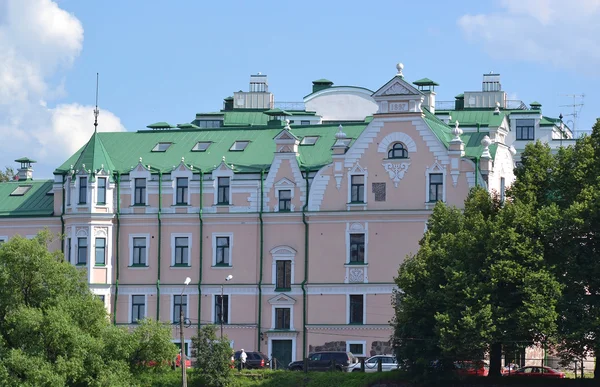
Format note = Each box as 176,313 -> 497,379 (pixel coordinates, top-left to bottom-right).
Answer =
0,0 -> 126,177
458,0 -> 600,74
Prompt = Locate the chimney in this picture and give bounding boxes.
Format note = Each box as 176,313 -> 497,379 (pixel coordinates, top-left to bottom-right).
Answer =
15,157 -> 36,180
312,79 -> 334,93
413,78 -> 439,113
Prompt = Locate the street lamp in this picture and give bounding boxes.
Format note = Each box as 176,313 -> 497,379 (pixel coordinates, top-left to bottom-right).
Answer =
180,277 -> 191,387
220,274 -> 233,338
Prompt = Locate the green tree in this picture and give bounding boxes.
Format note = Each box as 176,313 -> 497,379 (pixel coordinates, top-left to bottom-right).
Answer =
393,189 -> 561,377
191,325 -> 233,387
128,318 -> 179,373
0,167 -> 13,182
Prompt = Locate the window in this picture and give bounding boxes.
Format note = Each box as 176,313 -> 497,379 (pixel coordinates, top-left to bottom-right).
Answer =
10,185 -> 32,196
300,136 -> 319,145
174,237 -> 189,266
66,237 -> 71,262
387,142 -> 408,159
349,295 -> 364,324
77,237 -> 87,265
276,260 -> 292,290
131,295 -> 145,323
176,177 -> 188,205
300,120 -> 310,125
278,190 -> 291,212
197,120 -> 222,128
275,308 -> 291,329
349,234 -> 365,263
95,238 -> 106,266
217,177 -> 230,205
216,237 -> 230,266
173,295 -> 187,323
192,141 -> 211,151
229,141 -> 249,151
132,237 -> 147,266
516,119 -> 535,140
429,174 -> 443,202
66,178 -> 71,205
215,295 -> 229,324
350,175 -> 364,203
98,295 -> 105,303
134,178 -> 146,205
79,177 -> 87,204
152,142 -> 172,152
97,177 -> 107,204
348,343 -> 365,357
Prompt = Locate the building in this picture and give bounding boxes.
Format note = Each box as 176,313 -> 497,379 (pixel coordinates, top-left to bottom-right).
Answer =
1,63 -> 564,367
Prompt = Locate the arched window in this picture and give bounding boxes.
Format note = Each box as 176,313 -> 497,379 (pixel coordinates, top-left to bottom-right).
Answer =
388,142 -> 408,159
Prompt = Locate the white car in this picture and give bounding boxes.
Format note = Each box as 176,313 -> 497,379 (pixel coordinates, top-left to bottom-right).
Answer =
347,355 -> 399,372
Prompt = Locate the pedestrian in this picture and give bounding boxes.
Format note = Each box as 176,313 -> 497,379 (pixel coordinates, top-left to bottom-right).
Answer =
240,349 -> 247,370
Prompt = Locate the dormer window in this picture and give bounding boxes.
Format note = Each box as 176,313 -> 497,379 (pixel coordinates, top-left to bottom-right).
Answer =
152,142 -> 172,152
230,141 -> 249,151
10,185 -> 32,196
388,142 -> 408,159
300,136 -> 319,145
192,141 -> 211,152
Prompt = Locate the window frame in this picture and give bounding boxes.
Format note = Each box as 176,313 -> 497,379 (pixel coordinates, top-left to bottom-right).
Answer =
152,142 -> 172,152
66,237 -> 72,263
217,177 -> 230,205
173,236 -> 190,266
78,176 -> 87,204
229,140 -> 249,151
387,142 -> 409,159
350,175 -> 365,203
130,294 -> 146,324
95,237 -> 106,266
77,237 -> 88,265
129,234 -> 149,267
428,173 -> 443,203
346,341 -> 367,357
300,136 -> 319,146
134,178 -> 147,205
516,119 -> 535,141
191,141 -> 212,152
278,189 -> 292,212
176,177 -> 189,205
348,294 -> 365,325
275,307 -> 291,330
214,235 -> 231,267
96,177 -> 107,204
276,259 -> 292,290
173,295 -> 188,324
214,294 -> 230,324
349,233 -> 365,264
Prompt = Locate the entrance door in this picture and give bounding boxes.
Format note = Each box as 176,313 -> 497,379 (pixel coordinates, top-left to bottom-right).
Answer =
271,340 -> 293,369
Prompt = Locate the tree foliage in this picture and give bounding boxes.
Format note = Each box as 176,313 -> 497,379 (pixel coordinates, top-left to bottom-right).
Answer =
191,325 -> 234,387
0,232 -> 177,386
0,167 -> 13,182
393,188 -> 561,377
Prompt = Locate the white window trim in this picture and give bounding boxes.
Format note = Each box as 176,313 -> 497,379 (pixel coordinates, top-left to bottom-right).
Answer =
64,237 -> 72,263
345,222 -> 368,265
346,340 -> 367,357
171,165 -> 193,206
171,294 -> 190,324
77,175 -> 89,205
129,164 -> 152,206
128,294 -> 148,324
65,177 -> 72,206
76,236 -> 89,265
94,176 -> 110,207
211,164 -> 234,205
172,339 -> 192,357
274,178 -> 295,212
211,293 -> 232,324
347,164 -> 368,205
212,232 -> 233,267
268,337 -> 297,363
425,162 -> 446,203
270,246 -> 296,289
171,233 -> 192,267
346,293 -> 366,325
129,234 -> 150,267
271,305 -> 294,330
93,236 -> 107,266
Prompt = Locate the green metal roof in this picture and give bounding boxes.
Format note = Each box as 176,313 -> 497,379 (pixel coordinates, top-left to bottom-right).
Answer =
0,180 -> 54,217
413,78 -> 439,86
70,131 -> 117,181
55,123 -> 370,174
14,157 -> 36,163
436,110 -> 509,127
313,79 -> 333,84
264,108 -> 291,116
147,122 -> 176,129
177,123 -> 200,129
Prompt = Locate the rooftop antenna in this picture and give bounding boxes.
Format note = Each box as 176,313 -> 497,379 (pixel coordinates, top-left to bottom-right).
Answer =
93,73 -> 99,132
560,93 -> 584,134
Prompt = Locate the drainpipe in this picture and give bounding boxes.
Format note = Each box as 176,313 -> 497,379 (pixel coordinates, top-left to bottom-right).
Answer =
113,172 -> 121,325
157,170 -> 163,319
475,158 -> 479,188
198,171 -> 204,332
301,168 -> 310,360
60,174 -> 65,253
257,169 -> 265,352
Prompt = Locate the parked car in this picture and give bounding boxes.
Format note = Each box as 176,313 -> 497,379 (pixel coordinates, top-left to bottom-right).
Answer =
505,365 -> 565,378
174,354 -> 192,368
347,355 -> 399,372
233,351 -> 270,369
287,351 -> 357,372
453,360 -> 489,377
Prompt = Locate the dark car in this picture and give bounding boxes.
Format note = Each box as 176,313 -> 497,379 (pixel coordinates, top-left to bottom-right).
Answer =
233,351 -> 270,369
287,351 -> 357,372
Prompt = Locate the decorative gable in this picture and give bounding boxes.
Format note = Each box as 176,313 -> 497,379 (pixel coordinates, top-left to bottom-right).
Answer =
268,293 -> 296,305
274,177 -> 295,189
372,63 -> 424,114
274,122 -> 299,154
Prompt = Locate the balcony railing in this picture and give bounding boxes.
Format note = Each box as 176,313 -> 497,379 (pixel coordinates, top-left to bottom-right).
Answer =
274,102 -> 306,111
434,100 -> 530,111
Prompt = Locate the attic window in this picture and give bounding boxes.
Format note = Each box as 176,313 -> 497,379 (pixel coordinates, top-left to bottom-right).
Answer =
230,141 -> 249,151
300,136 -> 319,145
192,141 -> 211,152
10,185 -> 32,196
152,142 -> 172,152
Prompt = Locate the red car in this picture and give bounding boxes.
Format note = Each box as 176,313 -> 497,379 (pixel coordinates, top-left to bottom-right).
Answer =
506,366 -> 565,378
454,361 -> 489,377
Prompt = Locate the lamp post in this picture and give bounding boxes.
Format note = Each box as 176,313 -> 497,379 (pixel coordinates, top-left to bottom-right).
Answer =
180,277 -> 191,387
220,274 -> 233,338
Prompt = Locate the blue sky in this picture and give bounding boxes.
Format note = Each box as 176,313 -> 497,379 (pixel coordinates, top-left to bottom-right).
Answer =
1,0 -> 598,177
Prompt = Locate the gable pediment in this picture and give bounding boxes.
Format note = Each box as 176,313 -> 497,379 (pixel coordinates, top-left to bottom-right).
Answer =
274,177 -> 295,188
373,76 -> 422,99
268,293 -> 296,305
274,130 -> 297,141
